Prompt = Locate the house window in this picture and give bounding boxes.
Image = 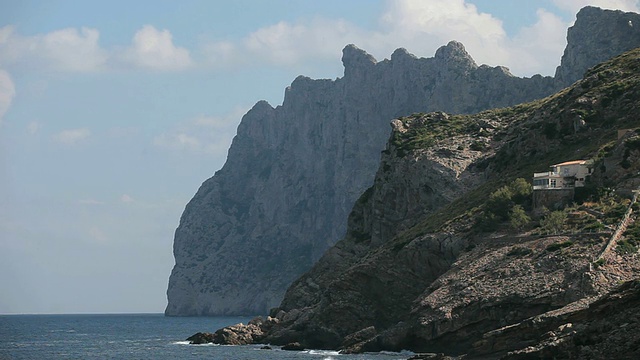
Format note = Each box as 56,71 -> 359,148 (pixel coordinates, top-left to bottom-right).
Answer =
550,179 -> 557,188
534,179 -> 549,187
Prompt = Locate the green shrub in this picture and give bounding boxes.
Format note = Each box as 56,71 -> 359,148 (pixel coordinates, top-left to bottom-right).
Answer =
546,241 -> 573,252
624,223 -> 640,241
616,239 -> 638,255
508,246 -> 533,256
509,204 -> 531,230
478,178 -> 534,231
541,211 -> 567,234
584,221 -> 606,231
470,140 -> 487,151
509,178 -> 532,206
604,203 -> 628,224
624,137 -> 640,151
486,186 -> 514,220
475,212 -> 500,232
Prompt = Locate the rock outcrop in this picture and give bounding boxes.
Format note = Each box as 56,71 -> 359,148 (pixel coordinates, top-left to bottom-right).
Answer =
554,6 -> 640,85
208,45 -> 640,357
497,279 -> 640,359
166,6 -> 640,316
166,42 -> 555,316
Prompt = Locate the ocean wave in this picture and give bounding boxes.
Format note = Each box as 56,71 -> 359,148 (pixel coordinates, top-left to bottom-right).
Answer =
306,349 -> 340,356
172,341 -> 191,345
172,340 -> 220,346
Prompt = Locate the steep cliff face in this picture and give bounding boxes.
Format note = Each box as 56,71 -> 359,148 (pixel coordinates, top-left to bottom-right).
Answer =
166,42 -> 558,316
554,6 -> 640,85
167,6 -> 640,316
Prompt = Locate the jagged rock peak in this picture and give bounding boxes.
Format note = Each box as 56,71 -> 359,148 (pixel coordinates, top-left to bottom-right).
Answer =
342,44 -> 377,76
236,100 -> 273,134
250,99 -> 274,112
554,6 -> 640,85
434,40 -> 477,69
390,47 -> 417,62
579,5 -> 632,18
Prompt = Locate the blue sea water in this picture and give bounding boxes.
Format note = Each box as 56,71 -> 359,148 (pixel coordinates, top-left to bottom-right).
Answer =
0,314 -> 412,359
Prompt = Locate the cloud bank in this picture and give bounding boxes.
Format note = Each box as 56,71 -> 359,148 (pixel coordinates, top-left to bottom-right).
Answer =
0,25 -> 191,73
1,1 -> 639,77
196,0 -> 571,76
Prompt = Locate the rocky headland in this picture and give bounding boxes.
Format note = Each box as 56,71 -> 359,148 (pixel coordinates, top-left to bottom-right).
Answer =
202,42 -> 640,358
167,6 -> 640,316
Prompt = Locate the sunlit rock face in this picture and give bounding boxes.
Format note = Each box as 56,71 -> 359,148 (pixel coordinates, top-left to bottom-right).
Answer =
554,6 -> 640,86
166,6 -> 640,316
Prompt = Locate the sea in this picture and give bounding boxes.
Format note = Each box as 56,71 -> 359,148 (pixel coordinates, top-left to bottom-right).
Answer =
0,314 -> 413,359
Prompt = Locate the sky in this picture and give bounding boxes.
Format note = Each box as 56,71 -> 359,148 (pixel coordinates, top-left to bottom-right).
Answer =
1,0 -> 639,315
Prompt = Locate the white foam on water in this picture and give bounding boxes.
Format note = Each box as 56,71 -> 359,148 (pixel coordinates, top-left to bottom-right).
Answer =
172,340 -> 222,346
172,341 -> 191,345
306,349 -> 340,356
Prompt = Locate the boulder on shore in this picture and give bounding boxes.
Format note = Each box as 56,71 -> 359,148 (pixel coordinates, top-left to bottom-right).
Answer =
281,342 -> 305,351
186,332 -> 215,345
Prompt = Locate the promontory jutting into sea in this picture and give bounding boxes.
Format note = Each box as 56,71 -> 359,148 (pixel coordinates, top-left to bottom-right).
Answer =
165,5 -> 640,359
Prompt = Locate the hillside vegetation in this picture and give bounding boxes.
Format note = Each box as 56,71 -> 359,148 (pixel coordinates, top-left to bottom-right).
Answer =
208,48 -> 640,359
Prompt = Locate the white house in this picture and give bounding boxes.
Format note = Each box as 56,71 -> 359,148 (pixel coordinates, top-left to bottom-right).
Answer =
533,160 -> 594,190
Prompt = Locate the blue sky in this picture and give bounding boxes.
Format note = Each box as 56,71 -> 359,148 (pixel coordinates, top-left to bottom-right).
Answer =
1,0 -> 639,314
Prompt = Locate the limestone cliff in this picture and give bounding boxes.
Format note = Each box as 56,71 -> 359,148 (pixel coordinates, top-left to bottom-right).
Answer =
166,6 -> 640,316
209,45 -> 640,357
555,6 -> 640,86
166,42 -> 557,316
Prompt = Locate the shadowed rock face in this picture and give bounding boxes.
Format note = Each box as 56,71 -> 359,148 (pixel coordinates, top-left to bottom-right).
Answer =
166,6 -> 640,316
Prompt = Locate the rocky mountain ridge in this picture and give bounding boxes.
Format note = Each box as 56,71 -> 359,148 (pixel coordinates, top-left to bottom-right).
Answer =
206,45 -> 640,358
166,6 -> 640,316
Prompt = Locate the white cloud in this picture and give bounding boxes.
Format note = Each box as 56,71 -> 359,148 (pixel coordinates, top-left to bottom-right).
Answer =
0,24 -> 191,72
245,18 -> 361,65
153,107 -> 246,155
0,69 -> 15,124
197,0 -> 566,76
199,0 -> 508,70
199,18 -> 361,70
505,8 -> 568,76
0,26 -> 107,72
122,25 -> 192,71
366,0 -> 508,69
120,194 -> 134,203
552,0 -> 640,14
52,128 -> 91,145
